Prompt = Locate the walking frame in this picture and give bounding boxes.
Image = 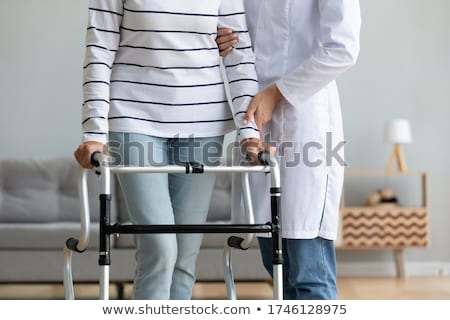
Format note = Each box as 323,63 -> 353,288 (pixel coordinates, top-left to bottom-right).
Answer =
63,151 -> 283,300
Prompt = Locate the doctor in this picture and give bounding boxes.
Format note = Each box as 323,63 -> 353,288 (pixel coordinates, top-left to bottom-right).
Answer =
218,0 -> 361,299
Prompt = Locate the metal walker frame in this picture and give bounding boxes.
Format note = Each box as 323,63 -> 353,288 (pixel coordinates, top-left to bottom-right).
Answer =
63,151 -> 283,300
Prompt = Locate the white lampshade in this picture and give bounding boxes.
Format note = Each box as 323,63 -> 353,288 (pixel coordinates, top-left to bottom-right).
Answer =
384,118 -> 413,144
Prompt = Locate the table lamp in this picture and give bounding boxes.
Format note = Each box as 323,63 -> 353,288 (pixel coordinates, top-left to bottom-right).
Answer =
384,118 -> 412,173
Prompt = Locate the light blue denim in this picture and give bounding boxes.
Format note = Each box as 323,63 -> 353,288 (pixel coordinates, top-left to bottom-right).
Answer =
108,132 -> 223,300
258,237 -> 337,300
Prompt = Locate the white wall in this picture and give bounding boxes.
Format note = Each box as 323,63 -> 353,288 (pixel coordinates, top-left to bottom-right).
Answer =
336,0 -> 450,270
0,0 -> 88,158
0,0 -> 449,274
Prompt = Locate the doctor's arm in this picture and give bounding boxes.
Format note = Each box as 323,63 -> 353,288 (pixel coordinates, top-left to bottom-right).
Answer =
276,0 -> 361,106
216,28 -> 238,56
217,31 -> 282,135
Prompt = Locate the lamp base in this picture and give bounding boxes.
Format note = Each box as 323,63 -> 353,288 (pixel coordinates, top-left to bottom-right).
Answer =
385,143 -> 407,173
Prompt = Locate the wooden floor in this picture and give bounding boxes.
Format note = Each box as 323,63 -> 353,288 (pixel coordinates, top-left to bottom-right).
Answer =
1,276 -> 450,300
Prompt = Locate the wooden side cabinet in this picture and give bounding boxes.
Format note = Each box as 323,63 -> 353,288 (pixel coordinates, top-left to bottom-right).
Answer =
336,170 -> 429,278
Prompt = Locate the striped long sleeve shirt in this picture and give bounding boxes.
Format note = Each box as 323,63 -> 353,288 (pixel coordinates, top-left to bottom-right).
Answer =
81,0 -> 260,144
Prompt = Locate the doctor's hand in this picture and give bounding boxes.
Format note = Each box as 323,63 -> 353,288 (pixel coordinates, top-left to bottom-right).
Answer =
240,138 -> 276,166
74,141 -> 108,169
216,28 -> 238,57
244,83 -> 283,136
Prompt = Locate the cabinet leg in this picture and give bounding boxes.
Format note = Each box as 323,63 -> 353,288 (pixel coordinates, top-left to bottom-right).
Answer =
393,249 -> 405,279
116,283 -> 125,300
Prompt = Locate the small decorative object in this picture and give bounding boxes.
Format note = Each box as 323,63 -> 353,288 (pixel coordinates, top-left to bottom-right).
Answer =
366,191 -> 382,206
384,118 -> 412,173
365,187 -> 399,207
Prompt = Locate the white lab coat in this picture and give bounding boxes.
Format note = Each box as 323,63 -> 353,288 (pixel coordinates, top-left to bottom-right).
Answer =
233,0 -> 361,240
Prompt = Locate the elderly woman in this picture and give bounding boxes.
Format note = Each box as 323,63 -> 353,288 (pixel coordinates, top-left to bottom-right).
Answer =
74,0 -> 263,300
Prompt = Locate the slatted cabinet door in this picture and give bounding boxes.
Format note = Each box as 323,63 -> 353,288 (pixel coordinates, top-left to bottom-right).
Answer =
336,170 -> 429,278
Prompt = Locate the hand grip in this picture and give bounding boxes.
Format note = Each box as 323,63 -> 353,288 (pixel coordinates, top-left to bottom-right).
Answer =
258,151 -> 275,166
90,151 -> 103,167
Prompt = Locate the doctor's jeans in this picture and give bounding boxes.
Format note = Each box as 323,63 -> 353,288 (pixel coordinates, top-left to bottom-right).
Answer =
258,237 -> 337,300
108,132 -> 223,299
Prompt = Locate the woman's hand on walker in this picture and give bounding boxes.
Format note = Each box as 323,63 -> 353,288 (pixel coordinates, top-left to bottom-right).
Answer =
241,138 -> 276,165
74,141 -> 108,169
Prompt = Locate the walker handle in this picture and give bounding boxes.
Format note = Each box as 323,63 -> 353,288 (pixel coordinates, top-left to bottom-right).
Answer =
91,151 -> 108,168
91,151 -> 102,167
258,151 -> 276,166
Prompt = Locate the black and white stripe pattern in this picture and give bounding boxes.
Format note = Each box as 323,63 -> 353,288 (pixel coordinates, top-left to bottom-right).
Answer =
82,0 -> 259,143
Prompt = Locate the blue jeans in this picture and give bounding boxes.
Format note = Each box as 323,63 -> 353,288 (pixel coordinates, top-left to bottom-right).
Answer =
258,237 -> 337,300
108,132 -> 223,300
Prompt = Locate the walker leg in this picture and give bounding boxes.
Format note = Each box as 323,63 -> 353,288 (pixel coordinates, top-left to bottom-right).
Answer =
99,194 -> 112,300
271,188 -> 283,300
223,246 -> 237,300
100,266 -> 110,300
273,265 -> 283,300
